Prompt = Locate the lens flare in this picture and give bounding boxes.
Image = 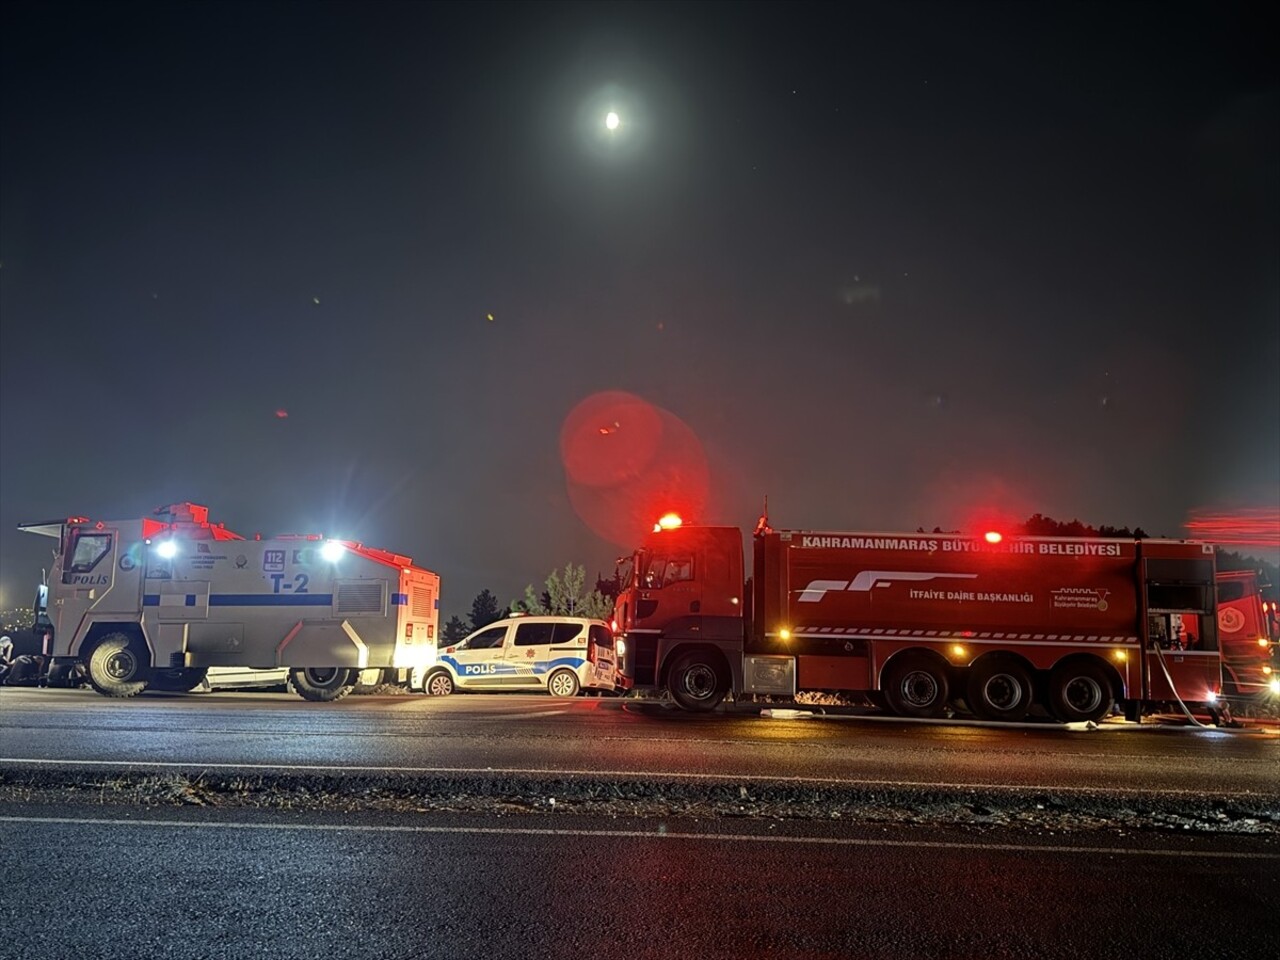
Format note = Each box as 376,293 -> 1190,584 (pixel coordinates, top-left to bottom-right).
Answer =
1184,508 -> 1280,547
561,391 -> 710,547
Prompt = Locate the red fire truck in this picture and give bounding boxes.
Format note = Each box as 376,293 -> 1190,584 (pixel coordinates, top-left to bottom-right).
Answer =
1216,569 -> 1279,699
614,516 -> 1227,723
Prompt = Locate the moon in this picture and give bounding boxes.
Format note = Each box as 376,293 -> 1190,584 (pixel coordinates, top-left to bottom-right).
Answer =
605,111 -> 620,130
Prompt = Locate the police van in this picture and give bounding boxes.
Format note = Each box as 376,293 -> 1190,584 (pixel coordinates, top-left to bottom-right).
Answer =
422,615 -> 617,697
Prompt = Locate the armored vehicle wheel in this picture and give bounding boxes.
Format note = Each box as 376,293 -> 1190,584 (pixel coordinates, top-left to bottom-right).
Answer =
87,633 -> 151,698
547,668 -> 580,698
289,667 -> 356,702
149,667 -> 209,693
882,656 -> 949,718
668,651 -> 729,712
966,658 -> 1033,722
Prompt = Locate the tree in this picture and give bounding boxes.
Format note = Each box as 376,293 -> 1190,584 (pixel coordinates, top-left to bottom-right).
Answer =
468,589 -> 506,630
514,564 -> 614,619
441,615 -> 469,645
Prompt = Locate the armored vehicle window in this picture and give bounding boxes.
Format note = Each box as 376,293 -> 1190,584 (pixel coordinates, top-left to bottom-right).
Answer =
515,622 -> 557,646
65,533 -> 112,577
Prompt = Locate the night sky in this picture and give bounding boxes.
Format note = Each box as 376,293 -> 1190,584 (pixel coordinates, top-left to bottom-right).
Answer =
2,1 -> 1277,616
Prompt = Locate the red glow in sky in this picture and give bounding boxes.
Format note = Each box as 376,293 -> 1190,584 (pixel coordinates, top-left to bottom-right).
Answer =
1184,508 -> 1280,547
561,391 -> 710,547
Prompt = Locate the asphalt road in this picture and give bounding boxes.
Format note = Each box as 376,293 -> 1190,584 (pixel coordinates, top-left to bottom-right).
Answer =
1,804 -> 1276,960
1,688 -> 1277,798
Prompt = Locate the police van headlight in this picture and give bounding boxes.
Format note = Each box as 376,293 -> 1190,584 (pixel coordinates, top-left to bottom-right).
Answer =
616,639 -> 626,659
320,541 -> 346,562
155,540 -> 178,559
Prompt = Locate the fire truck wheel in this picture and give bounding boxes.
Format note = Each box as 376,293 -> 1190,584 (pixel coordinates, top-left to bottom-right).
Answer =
1048,660 -> 1115,723
148,667 -> 209,693
86,633 -> 151,698
547,668 -> 581,698
966,659 -> 1033,722
423,669 -> 455,696
289,667 -> 356,702
668,651 -> 729,712
882,656 -> 949,718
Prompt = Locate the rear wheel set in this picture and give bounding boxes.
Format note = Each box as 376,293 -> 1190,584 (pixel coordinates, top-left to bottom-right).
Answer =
289,667 -> 357,702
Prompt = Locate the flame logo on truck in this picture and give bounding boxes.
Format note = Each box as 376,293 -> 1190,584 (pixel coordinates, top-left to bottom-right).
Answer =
798,571 -> 978,602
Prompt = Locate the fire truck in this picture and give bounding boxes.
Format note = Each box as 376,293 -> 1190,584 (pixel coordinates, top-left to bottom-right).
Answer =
614,515 -> 1229,723
20,503 -> 441,701
1216,569 -> 1279,699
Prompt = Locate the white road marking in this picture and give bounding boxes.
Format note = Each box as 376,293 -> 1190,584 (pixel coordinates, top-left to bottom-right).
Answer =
0,756 -> 1274,799
1,814 -> 1275,859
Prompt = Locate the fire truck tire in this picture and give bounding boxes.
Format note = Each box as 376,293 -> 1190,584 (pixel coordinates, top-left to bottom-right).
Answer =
86,633 -> 151,698
882,656 -> 949,718
289,667 -> 356,702
966,659 -> 1033,722
668,651 -> 729,712
149,667 -> 209,693
1047,660 -> 1115,723
547,668 -> 581,698
423,669 -> 455,696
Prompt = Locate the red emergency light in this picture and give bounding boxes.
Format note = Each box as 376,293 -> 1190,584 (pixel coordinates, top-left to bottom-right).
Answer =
654,513 -> 684,532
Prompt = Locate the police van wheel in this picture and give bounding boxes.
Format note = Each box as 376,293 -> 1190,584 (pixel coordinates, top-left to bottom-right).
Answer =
966,658 -> 1032,723
149,667 -> 209,693
547,669 -> 580,699
882,656 -> 949,719
87,633 -> 151,698
289,667 -> 356,702
423,669 -> 454,697
1047,660 -> 1114,723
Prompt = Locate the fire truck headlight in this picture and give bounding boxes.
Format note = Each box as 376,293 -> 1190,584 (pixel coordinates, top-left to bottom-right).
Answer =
320,541 -> 346,562
1205,690 -> 1218,704
1259,637 -> 1270,649
1269,678 -> 1280,696
155,540 -> 178,559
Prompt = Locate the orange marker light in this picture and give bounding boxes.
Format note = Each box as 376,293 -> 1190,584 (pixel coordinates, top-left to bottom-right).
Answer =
984,531 -> 1003,544
656,513 -> 683,531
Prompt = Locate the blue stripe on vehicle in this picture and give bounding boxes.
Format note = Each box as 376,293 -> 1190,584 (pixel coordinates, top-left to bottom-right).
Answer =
532,656 -> 586,675
144,594 -> 332,607
209,594 -> 333,606
392,593 -> 408,605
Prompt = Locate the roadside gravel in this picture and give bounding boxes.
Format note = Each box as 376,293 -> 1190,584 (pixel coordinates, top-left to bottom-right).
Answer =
2,765 -> 1277,838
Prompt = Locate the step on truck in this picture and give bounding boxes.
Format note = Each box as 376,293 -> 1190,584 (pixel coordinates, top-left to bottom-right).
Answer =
614,514 -> 1231,723
20,502 -> 441,701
